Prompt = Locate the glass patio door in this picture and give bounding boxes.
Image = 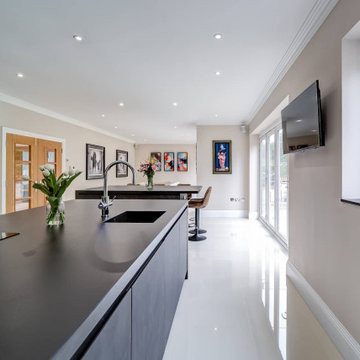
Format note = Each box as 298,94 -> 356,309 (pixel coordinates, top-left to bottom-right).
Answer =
259,125 -> 288,246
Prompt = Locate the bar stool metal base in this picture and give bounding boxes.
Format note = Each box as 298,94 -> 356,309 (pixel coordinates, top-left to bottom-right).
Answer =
188,233 -> 206,241
188,228 -> 207,234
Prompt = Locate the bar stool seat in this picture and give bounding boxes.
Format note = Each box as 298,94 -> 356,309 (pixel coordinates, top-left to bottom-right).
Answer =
188,186 -> 212,241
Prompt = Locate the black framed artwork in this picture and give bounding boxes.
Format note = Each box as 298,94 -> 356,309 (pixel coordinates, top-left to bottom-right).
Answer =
150,152 -> 162,171
212,140 -> 232,174
164,152 -> 175,171
86,144 -> 105,180
177,152 -> 188,172
116,150 -> 129,177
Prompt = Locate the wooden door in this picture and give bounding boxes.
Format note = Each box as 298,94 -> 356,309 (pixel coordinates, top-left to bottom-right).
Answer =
36,139 -> 62,207
6,134 -> 37,213
6,134 -> 63,213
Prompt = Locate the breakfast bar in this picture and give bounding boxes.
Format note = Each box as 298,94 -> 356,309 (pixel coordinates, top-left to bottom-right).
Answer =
75,185 -> 202,200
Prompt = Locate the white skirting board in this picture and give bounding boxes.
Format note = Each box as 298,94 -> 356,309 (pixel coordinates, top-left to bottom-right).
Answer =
201,210 -> 249,218
287,261 -> 360,360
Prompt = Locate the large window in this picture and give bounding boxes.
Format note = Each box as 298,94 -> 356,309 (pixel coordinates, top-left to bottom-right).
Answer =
259,125 -> 289,245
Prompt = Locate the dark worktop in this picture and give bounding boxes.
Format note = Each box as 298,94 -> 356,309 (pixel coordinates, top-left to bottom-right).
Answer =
76,185 -> 201,196
0,199 -> 187,360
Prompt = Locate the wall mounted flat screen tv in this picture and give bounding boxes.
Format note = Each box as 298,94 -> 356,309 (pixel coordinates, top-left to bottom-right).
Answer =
281,80 -> 324,154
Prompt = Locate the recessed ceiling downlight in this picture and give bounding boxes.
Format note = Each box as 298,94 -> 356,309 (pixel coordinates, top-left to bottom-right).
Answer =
16,73 -> 24,78
119,102 -> 124,107
215,71 -> 221,76
214,33 -> 223,40
101,114 -> 105,118
73,35 -> 83,42
172,102 -> 178,107
295,119 -> 302,123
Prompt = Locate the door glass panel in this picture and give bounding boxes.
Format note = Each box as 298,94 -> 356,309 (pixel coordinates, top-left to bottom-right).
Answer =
47,150 -> 55,163
15,164 -> 30,180
15,199 -> 30,211
268,134 -> 276,227
260,138 -> 267,218
278,130 -> 288,240
15,144 -> 30,162
15,181 -> 30,198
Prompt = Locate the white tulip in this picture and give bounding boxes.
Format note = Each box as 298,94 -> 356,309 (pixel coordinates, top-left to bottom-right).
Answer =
39,165 -> 45,171
42,169 -> 50,177
68,167 -> 75,176
63,171 -> 69,177
44,164 -> 52,171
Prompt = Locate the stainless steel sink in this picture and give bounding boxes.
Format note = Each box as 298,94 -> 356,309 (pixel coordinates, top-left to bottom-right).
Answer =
104,211 -> 165,223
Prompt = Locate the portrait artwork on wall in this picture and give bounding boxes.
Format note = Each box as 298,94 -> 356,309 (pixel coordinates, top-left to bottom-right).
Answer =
164,152 -> 175,171
86,144 -> 105,180
150,152 -> 162,171
177,152 -> 188,172
213,140 -> 232,174
116,150 -> 128,177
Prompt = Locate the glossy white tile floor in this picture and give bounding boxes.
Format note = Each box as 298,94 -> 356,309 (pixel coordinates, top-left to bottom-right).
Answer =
164,218 -> 343,360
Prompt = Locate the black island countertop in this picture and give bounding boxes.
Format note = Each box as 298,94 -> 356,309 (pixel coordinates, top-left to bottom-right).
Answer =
0,199 -> 187,360
75,185 -> 202,200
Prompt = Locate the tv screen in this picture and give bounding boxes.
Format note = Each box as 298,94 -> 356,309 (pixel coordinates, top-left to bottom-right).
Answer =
281,80 -> 324,154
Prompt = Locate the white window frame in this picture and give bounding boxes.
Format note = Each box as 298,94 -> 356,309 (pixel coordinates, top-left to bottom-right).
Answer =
259,123 -> 289,249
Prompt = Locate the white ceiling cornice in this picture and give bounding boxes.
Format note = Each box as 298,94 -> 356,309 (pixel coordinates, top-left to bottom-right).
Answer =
0,93 -> 135,144
247,0 -> 339,124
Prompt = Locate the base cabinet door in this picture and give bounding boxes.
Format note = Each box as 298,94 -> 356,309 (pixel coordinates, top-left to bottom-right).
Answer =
179,209 -> 188,281
132,244 -> 166,360
83,290 -> 131,360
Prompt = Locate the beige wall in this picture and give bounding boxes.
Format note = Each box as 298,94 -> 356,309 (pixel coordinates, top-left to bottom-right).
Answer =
135,144 -> 197,185
287,280 -> 343,360
0,100 -> 135,212
249,0 -> 360,342
196,125 -> 249,214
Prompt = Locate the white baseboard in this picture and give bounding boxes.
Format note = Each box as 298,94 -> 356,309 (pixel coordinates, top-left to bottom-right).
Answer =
201,210 -> 249,218
287,261 -> 360,360
248,211 -> 259,220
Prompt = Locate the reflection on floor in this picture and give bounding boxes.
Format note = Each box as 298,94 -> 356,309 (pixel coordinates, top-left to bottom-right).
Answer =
164,218 -> 343,360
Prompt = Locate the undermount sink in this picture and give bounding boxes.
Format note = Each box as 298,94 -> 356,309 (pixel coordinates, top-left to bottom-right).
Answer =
104,211 -> 165,223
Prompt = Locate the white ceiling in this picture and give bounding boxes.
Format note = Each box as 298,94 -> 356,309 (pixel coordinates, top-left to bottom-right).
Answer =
0,0 -> 326,144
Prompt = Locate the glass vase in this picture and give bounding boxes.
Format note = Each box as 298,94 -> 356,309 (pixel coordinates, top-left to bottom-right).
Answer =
46,197 -> 65,226
146,175 -> 154,190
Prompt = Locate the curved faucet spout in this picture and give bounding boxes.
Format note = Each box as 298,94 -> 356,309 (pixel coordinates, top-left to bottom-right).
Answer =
99,160 -> 136,218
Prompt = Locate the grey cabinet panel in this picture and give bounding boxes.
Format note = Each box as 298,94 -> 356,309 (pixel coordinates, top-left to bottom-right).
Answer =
179,209 -> 188,281
164,222 -> 181,336
83,290 -> 131,360
132,244 -> 166,360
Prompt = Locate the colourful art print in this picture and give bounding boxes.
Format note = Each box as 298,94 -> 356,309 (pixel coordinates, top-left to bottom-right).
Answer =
177,152 -> 188,172
213,140 -> 232,174
164,152 -> 175,171
150,152 -> 162,171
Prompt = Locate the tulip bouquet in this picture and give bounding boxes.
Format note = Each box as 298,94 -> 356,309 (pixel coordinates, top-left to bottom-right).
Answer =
138,159 -> 158,189
24,164 -> 81,225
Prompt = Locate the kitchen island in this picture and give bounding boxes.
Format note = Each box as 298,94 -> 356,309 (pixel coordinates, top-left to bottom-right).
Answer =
75,185 -> 202,200
0,199 -> 188,359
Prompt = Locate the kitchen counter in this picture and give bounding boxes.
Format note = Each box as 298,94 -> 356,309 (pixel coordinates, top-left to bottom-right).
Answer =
0,199 -> 188,359
75,185 -> 202,200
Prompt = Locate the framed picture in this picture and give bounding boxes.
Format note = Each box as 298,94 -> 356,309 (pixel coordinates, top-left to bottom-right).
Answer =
150,152 -> 162,171
164,152 -> 175,171
213,140 -> 232,174
86,144 -> 105,180
116,150 -> 128,177
177,152 -> 188,172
